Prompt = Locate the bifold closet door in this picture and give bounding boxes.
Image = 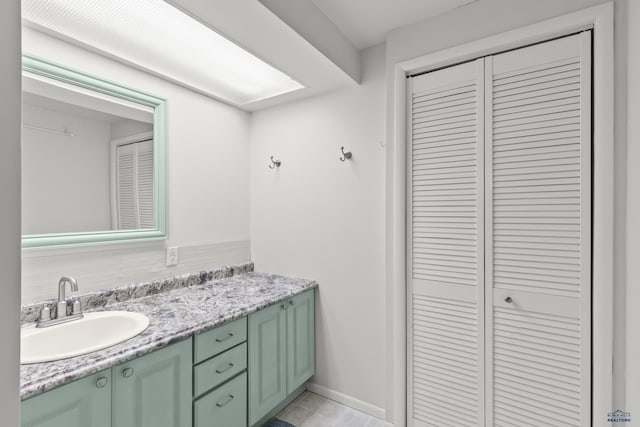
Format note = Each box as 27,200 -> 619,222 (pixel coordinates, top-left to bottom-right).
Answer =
407,59 -> 485,427
408,31 -> 592,427
485,32 -> 591,426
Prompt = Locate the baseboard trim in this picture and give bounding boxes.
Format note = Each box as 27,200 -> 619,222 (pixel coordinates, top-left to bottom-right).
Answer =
305,383 -> 386,420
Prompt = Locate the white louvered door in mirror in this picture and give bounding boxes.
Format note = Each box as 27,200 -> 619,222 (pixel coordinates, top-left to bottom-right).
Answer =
408,59 -> 485,427
486,33 -> 591,426
136,141 -> 155,228
114,139 -> 154,230
408,31 -> 592,427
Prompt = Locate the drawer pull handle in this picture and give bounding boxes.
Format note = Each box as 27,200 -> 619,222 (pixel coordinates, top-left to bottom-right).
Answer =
216,394 -> 234,408
215,333 -> 234,343
122,368 -> 134,378
96,377 -> 108,388
215,363 -> 234,374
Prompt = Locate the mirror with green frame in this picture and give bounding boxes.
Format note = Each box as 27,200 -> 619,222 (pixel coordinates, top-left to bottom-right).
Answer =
21,55 -> 167,249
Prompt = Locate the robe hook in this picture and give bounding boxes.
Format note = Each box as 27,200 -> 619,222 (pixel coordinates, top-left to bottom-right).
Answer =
269,156 -> 281,169
339,146 -> 352,162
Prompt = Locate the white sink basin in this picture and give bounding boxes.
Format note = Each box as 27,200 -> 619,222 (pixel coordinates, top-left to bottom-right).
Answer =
21,311 -> 150,364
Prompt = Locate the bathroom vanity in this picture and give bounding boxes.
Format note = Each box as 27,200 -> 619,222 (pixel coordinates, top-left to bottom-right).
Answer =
19,266 -> 316,427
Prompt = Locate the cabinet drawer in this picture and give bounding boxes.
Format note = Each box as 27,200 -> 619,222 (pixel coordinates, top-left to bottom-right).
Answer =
194,372 -> 247,427
194,317 -> 247,363
194,343 -> 247,397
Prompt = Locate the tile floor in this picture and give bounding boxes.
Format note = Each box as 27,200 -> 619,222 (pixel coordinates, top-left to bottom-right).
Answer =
275,391 -> 385,427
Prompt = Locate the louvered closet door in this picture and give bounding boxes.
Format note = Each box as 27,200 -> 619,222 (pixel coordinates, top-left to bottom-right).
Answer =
115,139 -> 154,229
408,59 -> 485,427
485,32 -> 591,426
116,143 -> 138,229
136,140 -> 155,228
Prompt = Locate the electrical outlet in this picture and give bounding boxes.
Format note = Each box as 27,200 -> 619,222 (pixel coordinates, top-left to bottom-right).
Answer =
166,246 -> 178,266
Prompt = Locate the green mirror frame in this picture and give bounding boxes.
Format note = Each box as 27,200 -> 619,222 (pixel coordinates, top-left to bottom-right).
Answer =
21,54 -> 168,249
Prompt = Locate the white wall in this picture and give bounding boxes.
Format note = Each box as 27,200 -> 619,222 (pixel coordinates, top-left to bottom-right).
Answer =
626,0 -> 640,420
21,27 -> 251,304
384,0 -> 629,424
0,0 -> 21,424
22,103 -> 112,234
250,44 -> 386,417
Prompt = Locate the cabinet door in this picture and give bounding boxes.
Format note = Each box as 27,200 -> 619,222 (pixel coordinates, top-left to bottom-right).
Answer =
112,339 -> 192,427
248,302 -> 287,426
286,290 -> 315,392
21,370 -> 111,427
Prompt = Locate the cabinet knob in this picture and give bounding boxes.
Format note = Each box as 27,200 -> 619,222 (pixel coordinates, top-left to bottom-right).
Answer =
280,304 -> 286,310
96,377 -> 108,388
289,300 -> 295,306
505,296 -> 513,304
122,368 -> 134,378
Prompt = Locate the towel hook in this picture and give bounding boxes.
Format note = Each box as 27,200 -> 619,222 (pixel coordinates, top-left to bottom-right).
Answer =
268,156 -> 282,169
339,146 -> 352,162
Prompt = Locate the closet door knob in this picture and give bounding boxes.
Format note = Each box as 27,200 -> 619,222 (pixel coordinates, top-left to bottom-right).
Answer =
504,296 -> 513,304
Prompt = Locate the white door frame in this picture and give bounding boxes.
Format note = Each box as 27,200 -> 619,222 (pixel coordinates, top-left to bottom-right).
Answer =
386,3 -> 614,426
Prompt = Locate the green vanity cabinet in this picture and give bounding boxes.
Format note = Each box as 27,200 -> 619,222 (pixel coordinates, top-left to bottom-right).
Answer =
21,339 -> 192,427
193,317 -> 248,427
21,370 -> 112,427
286,290 -> 315,393
112,338 -> 192,427
248,290 -> 315,426
21,291 -> 315,427
248,301 -> 287,426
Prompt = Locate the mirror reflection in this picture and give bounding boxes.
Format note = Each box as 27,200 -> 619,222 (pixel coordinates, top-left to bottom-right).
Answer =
22,71 -> 155,236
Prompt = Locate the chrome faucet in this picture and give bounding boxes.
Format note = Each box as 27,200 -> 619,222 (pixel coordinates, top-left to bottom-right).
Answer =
57,276 -> 78,319
36,276 -> 83,328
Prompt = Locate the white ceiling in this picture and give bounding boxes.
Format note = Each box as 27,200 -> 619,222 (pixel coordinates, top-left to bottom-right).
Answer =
311,0 -> 480,49
168,0 -> 357,110
23,92 -> 134,124
22,71 -> 154,123
21,0 -> 483,112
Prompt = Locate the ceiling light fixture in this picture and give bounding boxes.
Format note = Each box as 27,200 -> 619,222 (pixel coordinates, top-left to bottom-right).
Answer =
22,0 -> 305,106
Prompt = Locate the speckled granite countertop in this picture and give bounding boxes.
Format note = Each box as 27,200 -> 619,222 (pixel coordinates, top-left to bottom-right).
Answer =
20,272 -> 318,400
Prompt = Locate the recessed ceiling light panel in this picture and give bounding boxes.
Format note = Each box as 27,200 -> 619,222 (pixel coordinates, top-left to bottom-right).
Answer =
22,0 -> 305,105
